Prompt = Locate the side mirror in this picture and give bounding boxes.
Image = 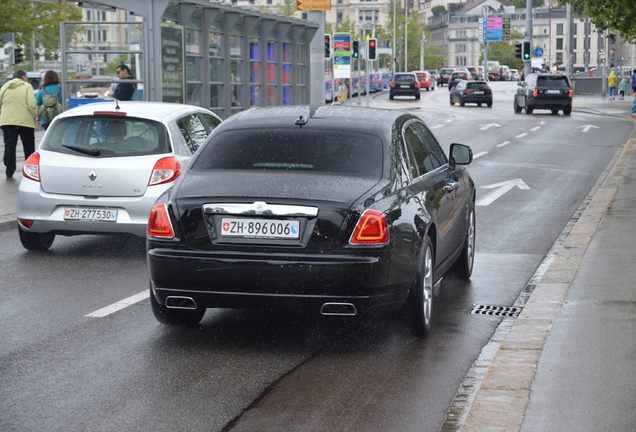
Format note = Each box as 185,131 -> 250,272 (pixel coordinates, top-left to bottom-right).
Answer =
449,143 -> 473,167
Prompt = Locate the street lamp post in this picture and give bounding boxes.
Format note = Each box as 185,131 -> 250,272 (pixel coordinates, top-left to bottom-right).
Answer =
420,34 -> 425,70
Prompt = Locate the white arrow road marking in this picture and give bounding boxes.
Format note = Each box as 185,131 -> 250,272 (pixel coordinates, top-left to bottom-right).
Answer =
515,133 -> 528,138
578,125 -> 599,133
496,141 -> 511,147
530,127 -> 541,131
473,151 -> 488,159
431,125 -> 444,129
480,123 -> 501,130
85,290 -> 150,318
477,179 -> 531,206
446,118 -> 454,123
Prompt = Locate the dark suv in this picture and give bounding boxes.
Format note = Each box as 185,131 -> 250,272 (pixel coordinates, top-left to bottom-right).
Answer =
448,70 -> 471,91
514,73 -> 573,115
389,73 -> 420,100
437,68 -> 455,87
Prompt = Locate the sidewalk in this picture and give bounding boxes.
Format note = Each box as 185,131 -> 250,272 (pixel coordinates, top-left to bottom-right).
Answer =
2,98 -> 636,430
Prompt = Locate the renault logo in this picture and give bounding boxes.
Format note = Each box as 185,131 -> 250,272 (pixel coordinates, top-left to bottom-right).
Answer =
89,171 -> 97,181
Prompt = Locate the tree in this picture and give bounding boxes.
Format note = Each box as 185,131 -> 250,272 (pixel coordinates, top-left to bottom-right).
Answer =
564,0 -> 636,42
0,1 -> 82,51
431,6 -> 446,15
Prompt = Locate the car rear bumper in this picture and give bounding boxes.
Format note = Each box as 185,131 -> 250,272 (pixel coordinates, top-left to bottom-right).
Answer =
148,247 -> 410,312
462,95 -> 493,104
16,177 -> 173,237
390,89 -> 419,97
528,97 -> 572,109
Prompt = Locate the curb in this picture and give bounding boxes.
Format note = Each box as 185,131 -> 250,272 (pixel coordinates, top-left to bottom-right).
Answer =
459,133 -> 636,431
0,213 -> 17,232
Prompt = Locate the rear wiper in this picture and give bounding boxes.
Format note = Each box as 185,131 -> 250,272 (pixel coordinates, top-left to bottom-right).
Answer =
62,145 -> 101,156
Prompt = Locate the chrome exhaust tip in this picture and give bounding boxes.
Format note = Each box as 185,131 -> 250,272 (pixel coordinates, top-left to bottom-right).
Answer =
165,296 -> 197,310
320,302 -> 357,316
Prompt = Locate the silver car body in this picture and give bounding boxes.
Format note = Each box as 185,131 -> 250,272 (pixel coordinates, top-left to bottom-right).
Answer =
17,101 -> 221,240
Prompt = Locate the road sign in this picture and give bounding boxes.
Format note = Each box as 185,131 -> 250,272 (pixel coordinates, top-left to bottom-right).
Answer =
333,33 -> 351,79
479,17 -> 511,42
534,47 -> 544,58
296,0 -> 330,11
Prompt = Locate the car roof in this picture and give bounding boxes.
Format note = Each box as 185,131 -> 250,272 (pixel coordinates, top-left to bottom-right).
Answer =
59,101 -> 217,122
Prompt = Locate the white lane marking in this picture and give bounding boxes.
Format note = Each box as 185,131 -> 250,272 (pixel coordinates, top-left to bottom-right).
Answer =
530,127 -> 541,131
479,123 -> 500,130
515,133 -> 528,138
85,290 -> 150,318
446,118 -> 454,123
496,141 -> 511,147
578,124 -> 599,132
473,151 -> 488,159
431,125 -> 444,129
476,179 -> 531,206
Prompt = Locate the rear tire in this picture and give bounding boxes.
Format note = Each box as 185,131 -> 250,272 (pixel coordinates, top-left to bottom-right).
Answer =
460,100 -> 465,106
514,98 -> 521,113
18,229 -> 55,251
525,100 -> 534,114
150,283 -> 206,326
487,102 -> 493,108
454,204 -> 475,280
563,106 -> 572,115
408,236 -> 435,338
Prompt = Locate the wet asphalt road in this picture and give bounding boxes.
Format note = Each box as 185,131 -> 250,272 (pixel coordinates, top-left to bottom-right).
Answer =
1,83 -> 633,431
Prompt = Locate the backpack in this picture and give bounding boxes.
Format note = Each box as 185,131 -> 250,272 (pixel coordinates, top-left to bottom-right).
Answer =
40,87 -> 62,123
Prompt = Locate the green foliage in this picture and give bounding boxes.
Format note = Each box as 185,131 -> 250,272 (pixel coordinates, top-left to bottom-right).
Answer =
431,6 -> 446,15
482,41 -> 524,70
0,1 -> 82,51
564,0 -> 636,42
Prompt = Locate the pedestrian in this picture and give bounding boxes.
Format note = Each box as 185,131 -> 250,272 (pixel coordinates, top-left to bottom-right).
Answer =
632,96 -> 636,119
0,69 -> 37,180
607,70 -> 617,100
112,64 -> 137,101
618,76 -> 628,100
630,69 -> 636,96
36,70 -> 63,130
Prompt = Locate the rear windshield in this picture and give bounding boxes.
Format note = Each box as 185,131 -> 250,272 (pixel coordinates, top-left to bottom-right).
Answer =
192,128 -> 383,178
40,115 -> 170,158
537,77 -> 570,88
467,82 -> 490,90
395,75 -> 415,83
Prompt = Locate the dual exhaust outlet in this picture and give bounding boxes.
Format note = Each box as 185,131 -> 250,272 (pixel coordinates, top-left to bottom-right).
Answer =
166,297 -> 357,316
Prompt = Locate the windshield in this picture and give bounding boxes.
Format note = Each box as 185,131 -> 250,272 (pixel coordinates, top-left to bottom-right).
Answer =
40,115 -> 170,158
193,128 -> 383,178
537,77 -> 570,88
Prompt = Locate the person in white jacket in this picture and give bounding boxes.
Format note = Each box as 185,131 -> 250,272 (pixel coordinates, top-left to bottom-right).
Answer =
0,70 -> 37,180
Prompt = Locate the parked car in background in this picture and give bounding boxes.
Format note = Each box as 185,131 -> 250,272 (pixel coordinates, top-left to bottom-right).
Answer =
412,70 -> 435,91
448,70 -> 471,91
16,102 -> 222,251
450,80 -> 493,107
498,65 -> 511,81
514,73 -> 573,115
146,105 -> 476,338
389,72 -> 420,100
75,78 -> 117,99
437,67 -> 455,86
4,71 -> 46,96
510,69 -> 521,81
427,69 -> 440,83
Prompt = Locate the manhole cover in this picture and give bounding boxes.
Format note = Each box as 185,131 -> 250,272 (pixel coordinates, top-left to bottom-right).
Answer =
469,304 -> 522,317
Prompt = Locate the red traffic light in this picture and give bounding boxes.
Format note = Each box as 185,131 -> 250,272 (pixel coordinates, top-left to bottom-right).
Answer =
369,40 -> 376,47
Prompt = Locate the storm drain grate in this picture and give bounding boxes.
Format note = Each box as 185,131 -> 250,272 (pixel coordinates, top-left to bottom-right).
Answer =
469,304 -> 522,317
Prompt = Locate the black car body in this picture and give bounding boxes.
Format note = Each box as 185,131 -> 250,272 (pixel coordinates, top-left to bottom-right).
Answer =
448,71 -> 471,91
465,66 -> 480,81
514,73 -> 573,115
437,68 -> 455,86
450,80 -> 493,107
147,105 -> 476,337
389,73 -> 420,100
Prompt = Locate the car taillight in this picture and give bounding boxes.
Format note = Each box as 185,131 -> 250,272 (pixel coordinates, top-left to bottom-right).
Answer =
568,89 -> 573,97
390,82 -> 396,88
533,88 -> 538,97
485,89 -> 492,94
464,89 -> 473,94
148,203 -> 175,239
414,82 -> 420,88
149,156 -> 181,186
22,152 -> 40,182
349,209 -> 389,245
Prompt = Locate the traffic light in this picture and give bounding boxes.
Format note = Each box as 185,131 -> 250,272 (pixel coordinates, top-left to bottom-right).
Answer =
522,41 -> 531,61
324,34 -> 331,60
352,40 -> 359,59
13,47 -> 23,64
367,38 -> 377,61
515,43 -> 522,60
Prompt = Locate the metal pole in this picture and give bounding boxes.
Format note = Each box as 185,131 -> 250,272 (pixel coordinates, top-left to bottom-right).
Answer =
404,0 -> 407,71
420,35 -> 424,70
392,0 -> 396,75
525,0 -> 533,77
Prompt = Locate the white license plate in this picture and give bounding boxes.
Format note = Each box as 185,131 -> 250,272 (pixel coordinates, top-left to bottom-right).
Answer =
64,207 -> 117,222
546,90 -> 560,94
400,85 -> 411,88
221,218 -> 300,239
474,91 -> 484,94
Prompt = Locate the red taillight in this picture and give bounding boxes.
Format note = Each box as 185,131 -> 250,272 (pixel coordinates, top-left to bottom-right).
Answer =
349,209 -> 389,245
414,82 -> 420,88
19,219 -> 34,228
485,89 -> 492,94
149,157 -> 181,186
533,88 -> 538,98
390,82 -> 396,88
568,89 -> 573,97
22,152 -> 41,182
148,203 -> 175,238
464,89 -> 474,94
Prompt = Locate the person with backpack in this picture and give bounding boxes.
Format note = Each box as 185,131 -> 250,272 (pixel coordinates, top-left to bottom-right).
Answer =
36,70 -> 63,130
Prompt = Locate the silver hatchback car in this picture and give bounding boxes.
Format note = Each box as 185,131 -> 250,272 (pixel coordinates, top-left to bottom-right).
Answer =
16,101 -> 222,250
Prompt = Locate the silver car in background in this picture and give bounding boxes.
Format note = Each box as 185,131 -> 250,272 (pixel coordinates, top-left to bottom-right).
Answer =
16,101 -> 222,250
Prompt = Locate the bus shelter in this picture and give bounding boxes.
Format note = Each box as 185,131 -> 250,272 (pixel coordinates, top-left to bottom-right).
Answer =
60,0 -> 320,119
